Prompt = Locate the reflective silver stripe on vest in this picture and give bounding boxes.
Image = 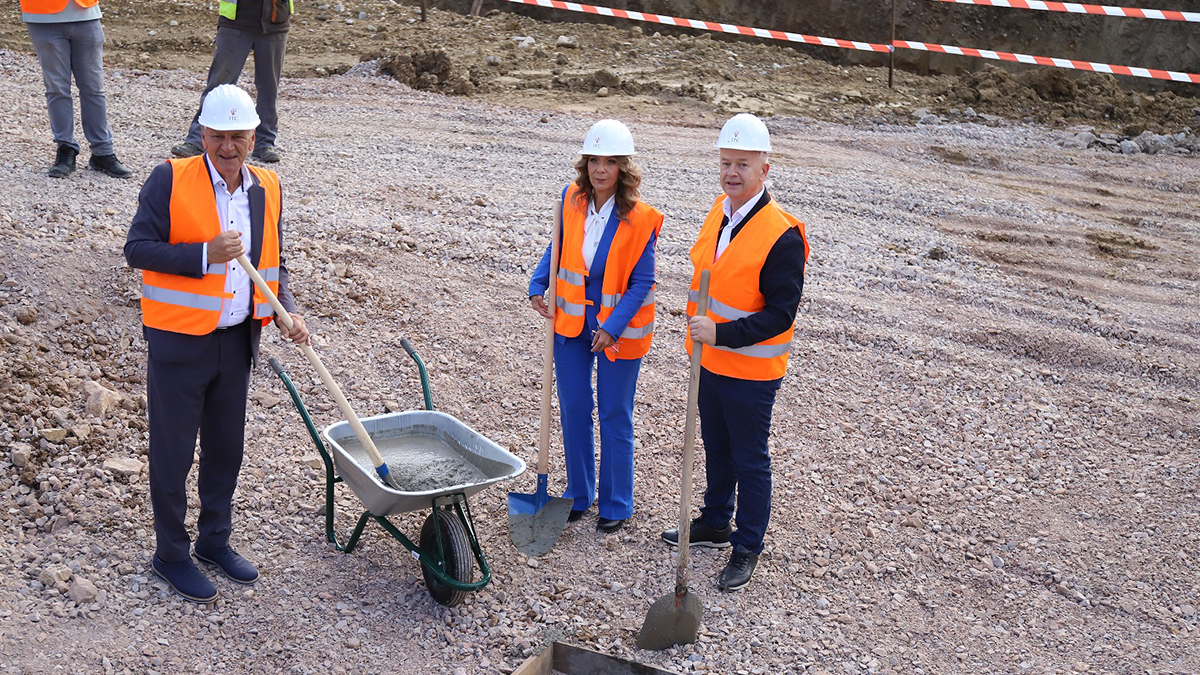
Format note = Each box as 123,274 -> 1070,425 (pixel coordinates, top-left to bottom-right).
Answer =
258,266 -> 280,282
688,290 -> 754,321
142,285 -> 225,312
602,287 -> 656,309
712,342 -> 790,359
206,263 -> 226,275
256,303 -> 275,317
558,269 -> 585,286
620,321 -> 654,340
556,295 -> 585,316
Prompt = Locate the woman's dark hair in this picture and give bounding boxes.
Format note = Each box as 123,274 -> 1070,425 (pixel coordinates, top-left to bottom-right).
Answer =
572,155 -> 643,218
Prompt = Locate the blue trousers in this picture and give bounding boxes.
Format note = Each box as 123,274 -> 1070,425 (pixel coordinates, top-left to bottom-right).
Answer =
554,334 -> 642,520
184,27 -> 288,150
26,19 -> 114,156
147,321 -> 253,562
697,369 -> 781,555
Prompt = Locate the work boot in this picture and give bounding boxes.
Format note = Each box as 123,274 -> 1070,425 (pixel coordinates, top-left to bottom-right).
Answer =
717,545 -> 759,591
88,153 -> 132,179
170,141 -> 203,158
251,145 -> 281,163
47,144 -> 77,178
194,545 -> 259,584
661,517 -> 732,548
151,555 -> 218,603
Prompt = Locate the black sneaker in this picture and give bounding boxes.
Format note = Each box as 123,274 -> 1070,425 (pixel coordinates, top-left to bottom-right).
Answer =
88,153 -> 132,179
718,546 -> 759,591
170,141 -> 203,158
48,144 -> 77,178
251,145 -> 281,163
661,517 -> 732,548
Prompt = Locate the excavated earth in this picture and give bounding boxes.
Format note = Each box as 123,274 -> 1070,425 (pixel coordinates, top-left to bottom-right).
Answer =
0,1 -> 1198,674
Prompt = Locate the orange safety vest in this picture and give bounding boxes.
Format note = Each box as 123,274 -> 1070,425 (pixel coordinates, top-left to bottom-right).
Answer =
686,195 -> 809,381
553,184 -> 663,361
140,156 -> 282,336
20,0 -> 99,13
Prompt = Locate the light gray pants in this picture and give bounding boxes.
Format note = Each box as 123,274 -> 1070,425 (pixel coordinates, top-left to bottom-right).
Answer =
184,26 -> 288,150
26,19 -> 114,156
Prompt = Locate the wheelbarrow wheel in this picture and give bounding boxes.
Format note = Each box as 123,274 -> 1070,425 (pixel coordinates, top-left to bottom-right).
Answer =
419,508 -> 473,607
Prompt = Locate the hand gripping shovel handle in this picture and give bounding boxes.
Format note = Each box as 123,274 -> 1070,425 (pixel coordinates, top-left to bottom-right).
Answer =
537,200 -> 564,483
677,269 -> 710,596
233,255 -> 396,487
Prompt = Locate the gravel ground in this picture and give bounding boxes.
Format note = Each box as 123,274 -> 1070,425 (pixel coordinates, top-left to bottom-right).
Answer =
0,47 -> 1198,675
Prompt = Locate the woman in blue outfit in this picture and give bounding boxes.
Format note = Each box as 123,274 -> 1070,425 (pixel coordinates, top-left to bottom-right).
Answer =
529,120 -> 664,534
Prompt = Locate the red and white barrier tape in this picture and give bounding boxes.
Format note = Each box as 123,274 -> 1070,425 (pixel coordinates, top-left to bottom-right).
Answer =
928,0 -> 1200,23
496,0 -> 1200,83
498,0 -> 892,53
893,40 -> 1200,82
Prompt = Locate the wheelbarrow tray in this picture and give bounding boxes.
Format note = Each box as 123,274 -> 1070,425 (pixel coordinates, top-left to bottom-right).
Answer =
322,410 -> 525,517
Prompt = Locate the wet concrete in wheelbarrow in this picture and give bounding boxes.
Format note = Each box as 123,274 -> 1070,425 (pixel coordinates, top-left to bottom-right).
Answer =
337,434 -> 491,493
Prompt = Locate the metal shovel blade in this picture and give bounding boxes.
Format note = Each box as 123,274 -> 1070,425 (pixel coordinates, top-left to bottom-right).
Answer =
636,589 -> 703,651
507,475 -> 573,557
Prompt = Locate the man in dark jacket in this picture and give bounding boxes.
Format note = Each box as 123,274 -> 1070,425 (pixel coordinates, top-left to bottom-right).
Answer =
170,0 -> 293,163
132,84 -> 308,602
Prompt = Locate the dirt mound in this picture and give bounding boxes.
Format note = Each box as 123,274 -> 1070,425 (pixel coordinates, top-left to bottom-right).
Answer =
378,49 -> 475,95
945,64 -> 1200,132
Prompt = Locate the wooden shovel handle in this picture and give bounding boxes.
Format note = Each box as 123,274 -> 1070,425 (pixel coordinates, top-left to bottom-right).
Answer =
677,269 -> 710,590
538,200 -> 563,476
234,255 -> 389,474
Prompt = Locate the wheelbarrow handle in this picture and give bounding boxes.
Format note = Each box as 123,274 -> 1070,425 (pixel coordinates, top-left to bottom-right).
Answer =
400,337 -> 417,358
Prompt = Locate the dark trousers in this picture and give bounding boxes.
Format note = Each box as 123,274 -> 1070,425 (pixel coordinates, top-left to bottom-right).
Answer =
147,321 -> 252,562
184,26 -> 288,149
697,368 -> 781,555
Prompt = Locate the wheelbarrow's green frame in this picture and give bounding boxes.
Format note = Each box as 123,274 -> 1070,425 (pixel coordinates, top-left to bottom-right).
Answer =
268,339 -> 491,606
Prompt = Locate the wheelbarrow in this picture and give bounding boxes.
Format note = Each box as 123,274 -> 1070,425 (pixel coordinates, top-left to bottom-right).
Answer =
268,339 -> 525,607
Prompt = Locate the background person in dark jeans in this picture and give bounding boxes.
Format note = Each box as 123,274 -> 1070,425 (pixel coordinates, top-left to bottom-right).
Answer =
171,0 -> 293,164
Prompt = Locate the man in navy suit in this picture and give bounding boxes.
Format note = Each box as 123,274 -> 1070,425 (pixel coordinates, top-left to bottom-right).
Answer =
125,84 -> 308,602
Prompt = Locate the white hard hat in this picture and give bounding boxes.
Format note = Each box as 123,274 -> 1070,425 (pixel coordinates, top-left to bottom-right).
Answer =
198,84 -> 260,131
580,119 -> 636,156
716,113 -> 772,152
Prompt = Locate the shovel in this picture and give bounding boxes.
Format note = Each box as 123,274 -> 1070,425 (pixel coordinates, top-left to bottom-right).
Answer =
234,254 -> 403,491
508,200 -> 574,557
637,269 -> 710,651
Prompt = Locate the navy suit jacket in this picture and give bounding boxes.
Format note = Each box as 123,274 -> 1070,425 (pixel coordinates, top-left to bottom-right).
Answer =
124,158 -> 297,364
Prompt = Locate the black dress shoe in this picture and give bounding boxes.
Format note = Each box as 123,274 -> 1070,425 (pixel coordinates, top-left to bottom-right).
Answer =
567,509 -> 586,523
88,153 -> 132,179
48,144 -> 77,178
596,517 -> 626,534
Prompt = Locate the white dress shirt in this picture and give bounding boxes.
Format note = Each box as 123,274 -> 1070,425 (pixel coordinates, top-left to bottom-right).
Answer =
715,186 -> 766,261
201,156 -> 254,328
582,194 -> 615,272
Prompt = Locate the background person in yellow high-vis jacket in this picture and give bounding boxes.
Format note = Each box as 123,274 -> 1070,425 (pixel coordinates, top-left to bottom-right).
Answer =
171,0 -> 293,164
662,113 -> 810,592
